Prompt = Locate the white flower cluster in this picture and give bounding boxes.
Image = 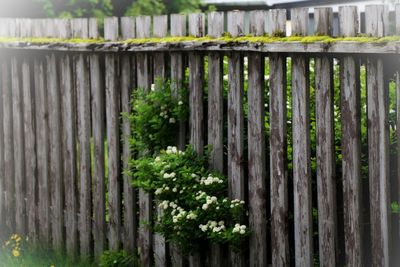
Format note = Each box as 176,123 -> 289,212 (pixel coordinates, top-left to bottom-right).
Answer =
160,111 -> 169,119
163,172 -> 176,179
232,223 -> 247,234
166,146 -> 178,154
195,191 -> 207,200
202,195 -> 218,210
230,199 -> 245,208
159,200 -> 170,210
200,176 -> 224,185
199,220 -> 226,233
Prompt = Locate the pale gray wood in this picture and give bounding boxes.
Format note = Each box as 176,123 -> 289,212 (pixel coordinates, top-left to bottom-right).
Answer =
2,57 -> 15,233
153,15 -> 168,80
366,5 -> 390,267
73,18 -> 92,256
227,11 -> 246,37
171,14 -> 187,37
207,12 -> 224,38
339,6 -> 363,267
12,55 -> 26,236
47,51 -> 64,250
188,13 -> 204,267
59,19 -> 78,258
247,12 -> 267,267
249,10 -> 267,36
314,8 -> 337,267
227,11 -> 245,267
104,17 -> 122,251
207,12 -> 224,266
89,18 -> 106,258
136,15 -> 153,267
120,16 -> 137,255
397,68 -> 400,260
269,10 -> 289,267
151,14 -> 168,267
291,8 -> 312,267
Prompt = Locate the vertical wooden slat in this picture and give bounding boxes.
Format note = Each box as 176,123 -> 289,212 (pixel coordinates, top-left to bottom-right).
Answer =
0,53 -> 4,229
268,9 -> 289,267
2,39 -> 15,234
72,18 -> 92,257
22,19 -> 37,242
136,15 -> 153,267
314,8 -> 337,267
396,5 -> 400,35
59,19 -> 78,258
151,14 -> 168,267
89,17 -> 106,258
170,14 -> 187,152
339,6 -> 363,266
153,15 -> 168,80
32,19 -> 51,245
291,8 -> 312,267
47,19 -> 64,250
11,27 -> 27,235
366,5 -> 390,267
247,10 -> 267,267
104,17 -> 121,251
120,16 -> 137,255
227,10 -> 245,267
207,11 -> 224,267
188,14 -> 205,267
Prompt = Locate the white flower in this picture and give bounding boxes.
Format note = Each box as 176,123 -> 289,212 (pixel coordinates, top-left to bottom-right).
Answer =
172,187 -> 177,192
218,221 -> 224,226
178,101 -> 183,105
199,224 -> 208,232
151,83 -> 155,91
163,173 -> 170,179
169,118 -> 176,124
202,204 -> 209,210
240,229 -> 246,234
211,196 -> 217,202
155,188 -> 163,195
170,172 -> 176,178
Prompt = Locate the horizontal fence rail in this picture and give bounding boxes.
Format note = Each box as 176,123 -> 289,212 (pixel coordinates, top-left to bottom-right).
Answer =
0,4 -> 400,267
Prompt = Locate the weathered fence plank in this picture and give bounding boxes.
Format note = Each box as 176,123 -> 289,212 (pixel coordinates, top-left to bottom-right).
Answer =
366,5 -> 390,267
136,15 -> 153,267
33,19 -> 50,244
0,54 -> 4,229
73,18 -> 92,257
47,19 -> 64,250
188,13 -> 205,267
314,8 -> 337,267
89,17 -> 106,258
269,9 -> 289,267
207,11 -> 224,267
291,8 -> 312,267
339,6 -> 363,266
104,17 -> 121,252
169,13 -> 186,267
150,15 -> 168,267
120,16 -> 137,255
170,14 -> 187,154
248,10 -> 267,267
227,10 -> 246,267
22,19 -> 37,242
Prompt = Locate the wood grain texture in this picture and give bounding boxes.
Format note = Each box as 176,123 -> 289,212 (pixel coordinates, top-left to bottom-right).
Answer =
207,12 -> 224,266
291,8 -> 312,267
268,9 -> 290,267
136,15 -> 153,267
12,54 -> 26,236
314,8 -> 337,267
104,17 -> 122,252
0,55 -> 5,229
73,18 -> 92,257
366,5 -> 390,267
89,18 -> 106,258
248,11 -> 267,267
227,11 -> 245,267
152,14 -> 168,267
339,6 -> 363,267
396,5 -> 400,35
120,16 -> 137,255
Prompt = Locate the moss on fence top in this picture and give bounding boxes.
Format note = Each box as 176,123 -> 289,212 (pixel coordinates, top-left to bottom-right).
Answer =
0,34 -> 400,45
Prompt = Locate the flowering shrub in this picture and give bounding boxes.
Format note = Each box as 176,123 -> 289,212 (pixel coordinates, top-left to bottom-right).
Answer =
3,234 -> 23,258
133,145 -> 249,254
126,79 -> 188,156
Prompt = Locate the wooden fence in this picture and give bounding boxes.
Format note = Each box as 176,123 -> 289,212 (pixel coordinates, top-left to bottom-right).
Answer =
0,4 -> 400,267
